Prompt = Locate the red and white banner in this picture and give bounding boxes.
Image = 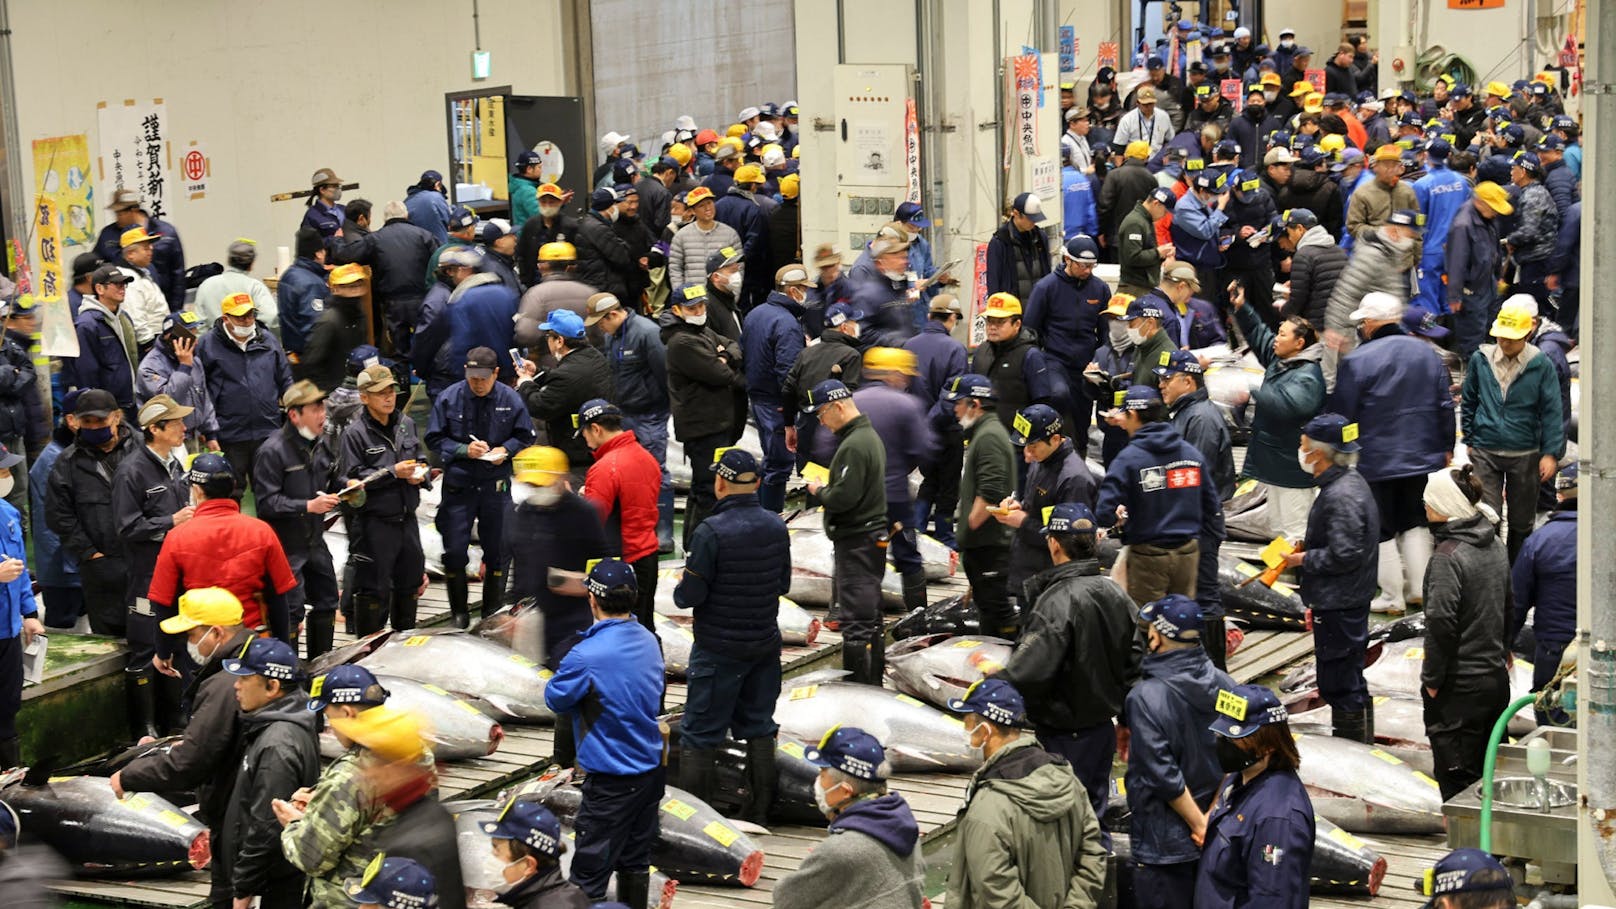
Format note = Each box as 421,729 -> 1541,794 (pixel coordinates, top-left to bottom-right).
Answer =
970,242 -> 989,348
1098,41 -> 1120,71
1013,54 -> 1041,159
903,98 -> 922,204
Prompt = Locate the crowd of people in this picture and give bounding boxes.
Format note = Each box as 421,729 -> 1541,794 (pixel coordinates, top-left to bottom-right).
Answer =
0,23 -> 1576,909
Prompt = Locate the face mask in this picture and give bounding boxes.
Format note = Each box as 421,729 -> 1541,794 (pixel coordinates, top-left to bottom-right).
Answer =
605,208 -> 620,223
1126,327 -> 1146,346
1248,103 -> 1266,118
732,268 -> 747,289
1280,39 -> 1295,49
539,204 -> 562,218
847,322 -> 862,340
1297,449 -> 1314,472
296,424 -> 320,442
813,778 -> 837,818
530,484 -> 563,507
1264,91 -> 1279,103
965,723 -> 988,762
683,311 -> 708,327
186,628 -> 216,666
1216,736 -> 1260,773
880,268 -> 907,282
229,323 -> 254,341
78,425 -> 113,446
0,476 -> 13,499
328,189 -> 344,203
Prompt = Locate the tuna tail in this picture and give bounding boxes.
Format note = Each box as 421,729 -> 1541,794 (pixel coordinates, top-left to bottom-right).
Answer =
887,745 -> 946,766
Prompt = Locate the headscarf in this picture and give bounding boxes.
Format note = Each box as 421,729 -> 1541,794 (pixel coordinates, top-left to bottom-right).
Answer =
1423,467 -> 1500,524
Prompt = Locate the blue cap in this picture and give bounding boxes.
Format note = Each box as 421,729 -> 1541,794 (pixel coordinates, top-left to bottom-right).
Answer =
590,187 -> 619,211
1061,235 -> 1099,264
714,447 -> 760,482
448,206 -> 476,231
893,201 -> 929,227
347,344 -> 382,375
575,398 -> 622,432
1008,404 -> 1062,445
585,558 -> 639,598
1421,848 -> 1511,905
1537,134 -> 1565,151
807,379 -> 853,413
438,246 -> 482,269
1214,139 -> 1242,158
0,442 -> 22,472
1402,308 -> 1450,341
939,373 -> 995,404
1355,90 -> 1376,105
347,856 -> 437,909
1042,502 -> 1097,536
1282,207 -> 1318,228
1512,79 -> 1530,91
308,665 -> 388,712
1146,55 -> 1164,69
1531,81 -> 1549,95
479,220 -> 513,245
1153,348 -> 1205,378
1210,683 -> 1288,738
188,452 -> 234,486
223,637 -> 301,682
1140,594 -> 1204,642
824,301 -> 862,327
479,799 -> 565,857
1119,384 -> 1161,411
1556,462 -> 1578,492
420,170 -> 444,185
1501,123 -> 1526,146
612,157 -> 639,183
1192,168 -> 1229,192
1387,208 -> 1424,231
804,726 -> 889,781
1297,145 -> 1326,167
705,246 -> 745,273
947,678 -> 1029,728
163,310 -> 202,333
1293,45 -> 1313,56
1124,297 -> 1164,321
1425,137 -> 1452,159
538,308 -> 586,340
1489,106 -> 1514,123
1146,186 -> 1176,206
1290,134 -> 1315,152
1011,192 -> 1047,223
514,149 -> 543,169
1450,84 -> 1473,98
1302,412 -> 1361,452
1552,114 -> 1577,131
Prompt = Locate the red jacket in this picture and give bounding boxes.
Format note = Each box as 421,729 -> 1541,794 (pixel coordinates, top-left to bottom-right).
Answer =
582,430 -> 662,563
148,497 -> 298,639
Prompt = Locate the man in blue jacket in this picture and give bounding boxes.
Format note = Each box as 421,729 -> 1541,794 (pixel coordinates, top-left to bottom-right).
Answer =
404,170 -> 451,245
96,189 -> 186,310
588,293 -> 674,550
274,229 -> 329,360
0,441 -> 39,770
197,293 -> 294,493
1169,169 -> 1230,297
1511,463 -> 1576,724
544,559 -> 665,909
1411,140 -> 1471,317
65,266 -> 139,422
1283,413 -> 1380,742
1121,594 -> 1234,907
1445,182 -> 1511,358
426,348 -> 535,626
741,266 -> 810,512
1024,236 -> 1110,458
714,165 -> 773,312
672,449 -> 790,820
1331,292 -> 1454,613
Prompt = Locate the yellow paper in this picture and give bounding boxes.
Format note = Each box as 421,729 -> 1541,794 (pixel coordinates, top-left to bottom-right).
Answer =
662,799 -> 698,821
403,635 -> 430,647
802,462 -> 831,485
1215,690 -> 1248,720
1259,536 -> 1295,569
789,685 -> 818,701
1327,825 -> 1366,850
704,820 -> 739,847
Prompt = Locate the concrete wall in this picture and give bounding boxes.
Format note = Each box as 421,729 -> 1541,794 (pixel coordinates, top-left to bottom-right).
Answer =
6,0 -> 568,271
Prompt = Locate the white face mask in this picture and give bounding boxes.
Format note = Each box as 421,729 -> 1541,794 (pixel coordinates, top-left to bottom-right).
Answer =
229,322 -> 254,341
186,628 -> 216,665
605,207 -> 620,223
296,424 -> 320,442
539,204 -> 562,218
1297,449 -> 1314,472
730,268 -> 745,289
683,311 -> 708,327
1126,327 -> 1147,346
965,722 -> 987,761
846,322 -> 862,340
813,778 -> 838,818
1280,39 -> 1295,49
880,267 -> 906,282
1264,90 -> 1279,103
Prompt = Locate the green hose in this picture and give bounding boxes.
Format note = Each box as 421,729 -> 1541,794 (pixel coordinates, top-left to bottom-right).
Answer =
1477,693 -> 1541,852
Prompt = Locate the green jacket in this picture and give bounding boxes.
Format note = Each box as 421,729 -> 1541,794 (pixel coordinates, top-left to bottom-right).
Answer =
280,749 -> 390,908
957,416 -> 1014,551
1235,304 -> 1326,488
1461,345 -> 1565,457
1117,204 -> 1165,290
946,736 -> 1107,909
1129,327 -> 1178,391
819,414 -> 888,540
509,173 -> 542,228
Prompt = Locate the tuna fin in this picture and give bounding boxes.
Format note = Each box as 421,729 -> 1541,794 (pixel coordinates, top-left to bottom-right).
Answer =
887,745 -> 946,766
727,819 -> 771,836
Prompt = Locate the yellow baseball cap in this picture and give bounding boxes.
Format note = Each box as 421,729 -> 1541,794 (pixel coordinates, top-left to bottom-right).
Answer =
734,164 -> 765,185
330,263 -> 366,286
684,186 -> 716,207
1474,181 -> 1514,216
120,226 -> 160,248
1303,92 -> 1324,114
779,173 -> 800,200
536,182 -> 566,200
1318,134 -> 1346,154
1290,81 -> 1315,98
1124,140 -> 1151,160
538,242 -> 577,262
329,705 -> 426,762
1486,81 -> 1511,98
513,445 -> 569,486
666,143 -> 693,167
1260,72 -> 1283,88
221,292 -> 256,316
1105,293 -> 1136,317
160,587 -> 245,634
726,123 -> 747,138
982,292 -> 1022,319
862,346 -> 919,376
1490,304 -> 1534,340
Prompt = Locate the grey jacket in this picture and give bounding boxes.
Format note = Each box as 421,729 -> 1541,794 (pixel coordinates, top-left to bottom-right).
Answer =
1421,512 -> 1511,689
1506,182 -> 1558,263
772,797 -> 926,909
138,345 -> 220,438
1325,230 -> 1414,336
667,220 -> 743,289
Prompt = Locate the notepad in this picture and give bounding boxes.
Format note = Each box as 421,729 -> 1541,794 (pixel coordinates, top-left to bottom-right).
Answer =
802,462 -> 831,485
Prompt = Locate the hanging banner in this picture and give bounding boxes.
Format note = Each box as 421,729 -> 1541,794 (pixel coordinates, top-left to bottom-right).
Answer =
1098,41 -> 1120,71
1013,54 -> 1041,158
1220,78 -> 1244,113
1305,68 -> 1327,94
970,242 -> 989,348
96,99 -> 172,219
31,135 -> 95,250
29,195 -> 78,358
1058,26 -> 1076,74
903,98 -> 921,204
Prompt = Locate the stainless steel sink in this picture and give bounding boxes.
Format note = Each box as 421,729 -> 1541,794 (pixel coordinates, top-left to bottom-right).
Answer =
1444,772 -> 1580,884
1485,776 -> 1576,810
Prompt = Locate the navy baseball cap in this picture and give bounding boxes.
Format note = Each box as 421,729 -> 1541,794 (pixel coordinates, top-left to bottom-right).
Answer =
893,201 -> 929,227
824,301 -> 862,327
1146,186 -> 1176,206
1297,145 -> 1326,167
1124,297 -> 1164,321
163,310 -> 203,334
1153,348 -> 1205,378
585,558 -> 638,598
1501,123 -> 1526,146
1425,137 -> 1452,159
705,246 -> 745,273
448,206 -> 476,231
480,799 -> 565,857
1119,384 -> 1162,411
538,308 -> 586,340
1139,594 -> 1204,642
1552,114 -> 1577,131
1420,848 -> 1512,907
514,149 -> 543,170
188,452 -> 234,486
806,379 -> 853,413
0,443 -> 21,472
1302,413 -> 1361,452
805,725 -> 889,780
589,188 -> 619,211
308,665 -> 389,712
1210,683 -> 1288,738
1402,308 -> 1450,341
1556,462 -> 1578,492
1193,168 -> 1229,192
713,447 -> 760,483
420,169 -> 444,184
947,678 -> 1029,728
1450,84 -> 1473,98
1537,134 -> 1565,151
1387,208 -> 1424,231
575,398 -> 623,434
939,373 -> 995,404
1214,139 -> 1242,159
1513,151 -> 1544,176
1061,235 -> 1099,264
1042,502 -> 1097,536
1146,55 -> 1164,69
1283,207 -> 1318,228
347,855 -> 437,909
612,157 -> 639,183
223,637 -> 301,682
1008,404 -> 1062,445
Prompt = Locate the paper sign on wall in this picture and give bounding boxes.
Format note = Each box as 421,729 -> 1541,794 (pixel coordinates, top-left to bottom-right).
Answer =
29,195 -> 79,359
182,141 -> 211,200
903,98 -> 921,204
31,135 -> 94,249
96,100 -> 172,219
970,243 -> 989,348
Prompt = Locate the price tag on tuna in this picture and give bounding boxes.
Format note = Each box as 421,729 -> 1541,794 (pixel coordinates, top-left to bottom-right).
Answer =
1327,825 -> 1366,850
160,810 -> 190,828
509,653 -> 537,667
662,799 -> 698,821
1414,771 -> 1442,789
1369,749 -> 1404,765
704,821 -> 739,847
951,639 -> 982,648
1215,690 -> 1248,720
802,462 -> 831,485
895,694 -> 926,708
1403,647 -> 1425,660
403,635 -> 430,647
780,741 -> 806,758
789,685 -> 818,700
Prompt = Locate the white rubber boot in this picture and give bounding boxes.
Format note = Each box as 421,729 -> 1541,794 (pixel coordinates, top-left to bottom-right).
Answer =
1399,526 -> 1435,609
1372,539 -> 1405,613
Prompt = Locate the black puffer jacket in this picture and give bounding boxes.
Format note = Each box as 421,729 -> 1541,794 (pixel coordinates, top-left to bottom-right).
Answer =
673,491 -> 792,659
45,427 -> 140,562
659,311 -> 746,441
1000,559 -> 1142,732
1278,170 -> 1344,240
373,795 -> 467,909
1008,440 -> 1095,593
223,691 -> 319,900
1287,225 -> 1348,331
520,345 -> 612,468
782,330 -> 863,423
572,210 -> 636,301
1421,512 -> 1510,689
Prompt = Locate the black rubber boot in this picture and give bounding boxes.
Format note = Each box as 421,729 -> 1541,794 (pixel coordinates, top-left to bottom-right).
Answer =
1331,708 -> 1367,743
744,736 -> 777,826
1363,699 -> 1376,744
124,667 -> 160,741
0,736 -> 20,769
616,869 -> 650,909
390,591 -> 418,632
679,746 -> 719,805
902,571 -> 928,612
842,640 -> 875,685
1202,616 -> 1228,671
481,569 -> 507,620
351,595 -> 389,637
445,570 -> 470,629
869,638 -> 886,685
304,610 -> 336,660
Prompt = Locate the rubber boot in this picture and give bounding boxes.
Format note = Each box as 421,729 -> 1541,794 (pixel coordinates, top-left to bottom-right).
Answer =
352,595 -> 389,637
679,746 -> 719,805
1399,527 -> 1434,610
0,736 -> 20,770
759,480 -> 787,513
744,736 -> 777,826
390,591 -> 418,633
657,484 -> 676,554
1373,539 -> 1405,613
304,610 -> 336,661
552,718 -> 577,769
124,667 -> 160,741
868,639 -> 885,685
481,569 -> 507,620
1202,616 -> 1228,671
1330,707 -> 1367,743
616,870 -> 651,909
154,670 -> 187,734
901,571 -> 928,612
445,570 -> 470,629
1363,699 -> 1377,745
842,640 -> 875,685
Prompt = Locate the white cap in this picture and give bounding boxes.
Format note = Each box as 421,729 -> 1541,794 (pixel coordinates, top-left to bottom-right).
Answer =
738,106 -> 761,121
599,131 -> 630,155
1501,293 -> 1538,318
1360,99 -> 1383,112
762,147 -> 787,168
1279,26 -> 1296,36
674,115 -> 697,132
1233,26 -> 1251,39
1347,291 -> 1406,323
755,122 -> 780,142
1379,87 -> 1401,101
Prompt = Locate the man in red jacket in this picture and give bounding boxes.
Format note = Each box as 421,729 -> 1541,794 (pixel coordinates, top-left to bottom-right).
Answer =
578,398 -> 662,633
147,452 -> 298,679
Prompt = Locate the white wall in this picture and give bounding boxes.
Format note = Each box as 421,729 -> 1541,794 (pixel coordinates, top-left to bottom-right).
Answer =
7,0 -> 568,272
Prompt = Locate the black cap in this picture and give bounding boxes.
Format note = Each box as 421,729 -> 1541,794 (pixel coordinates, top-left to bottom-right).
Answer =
464,347 -> 498,378
90,265 -> 133,287
72,253 -> 103,281
73,388 -> 118,418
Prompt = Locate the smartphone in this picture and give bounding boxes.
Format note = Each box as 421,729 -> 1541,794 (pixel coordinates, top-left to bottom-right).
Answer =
508,347 -> 523,364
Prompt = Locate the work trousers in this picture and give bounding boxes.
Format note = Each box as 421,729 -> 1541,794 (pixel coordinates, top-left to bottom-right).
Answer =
351,513 -> 425,627
571,766 -> 667,900
218,438 -> 266,498
1122,539 -> 1199,607
831,532 -> 885,645
631,554 -> 660,639
914,426 -> 963,545
680,644 -> 782,749
1423,669 -> 1510,801
1038,721 -> 1116,845
750,401 -> 791,512
962,544 -> 1014,636
887,501 -> 922,577
1532,637 -> 1571,726
40,586 -> 83,630
1312,604 -> 1371,712
438,478 -> 510,572
0,635 -> 19,740
681,432 -> 728,549
1469,448 -> 1539,563
285,541 -> 339,618
1128,860 -> 1199,909
81,554 -> 129,637
1451,283 -> 1497,360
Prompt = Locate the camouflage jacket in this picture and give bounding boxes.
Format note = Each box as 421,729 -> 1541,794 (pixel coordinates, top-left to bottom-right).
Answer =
280,749 -> 391,908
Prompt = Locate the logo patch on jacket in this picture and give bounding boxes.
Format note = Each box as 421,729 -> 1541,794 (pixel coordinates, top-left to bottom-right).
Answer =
1262,844 -> 1284,865
1166,465 -> 1202,488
